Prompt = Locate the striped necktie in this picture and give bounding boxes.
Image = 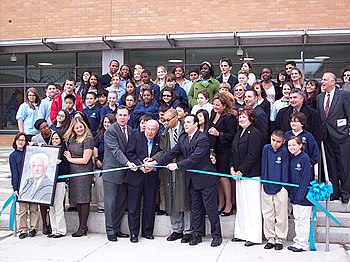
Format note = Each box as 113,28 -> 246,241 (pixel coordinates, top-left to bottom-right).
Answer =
173,128 -> 178,144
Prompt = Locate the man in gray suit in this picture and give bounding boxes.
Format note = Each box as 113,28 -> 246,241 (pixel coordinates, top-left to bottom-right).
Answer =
103,105 -> 137,241
317,72 -> 350,203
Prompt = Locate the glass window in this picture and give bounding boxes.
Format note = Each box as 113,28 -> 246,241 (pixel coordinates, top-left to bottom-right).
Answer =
27,52 -> 75,68
0,86 -> 24,129
0,70 -> 25,83
78,52 -> 102,66
27,68 -> 75,83
0,54 -> 25,67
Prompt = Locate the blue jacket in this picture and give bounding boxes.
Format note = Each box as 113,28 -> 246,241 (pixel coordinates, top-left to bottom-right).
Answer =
285,130 -> 320,165
100,105 -> 117,120
133,101 -> 159,128
10,149 -> 25,192
261,144 -> 289,195
136,82 -> 161,102
83,105 -> 101,137
288,151 -> 313,206
173,84 -> 188,105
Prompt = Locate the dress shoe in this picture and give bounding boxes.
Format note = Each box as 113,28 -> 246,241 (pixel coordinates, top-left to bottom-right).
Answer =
341,196 -> 349,204
244,241 -> 256,247
19,233 -> 28,239
116,232 -> 130,238
181,234 -> 192,243
28,229 -> 37,237
167,232 -> 183,241
157,210 -> 166,216
130,234 -> 138,243
221,206 -> 234,216
144,234 -> 154,240
72,229 -> 87,237
47,233 -> 55,238
210,238 -> 222,247
288,246 -> 304,252
97,208 -> 105,213
189,234 -> 202,246
67,207 -> 77,212
264,243 -> 275,249
275,243 -> 283,250
107,234 -> 118,242
231,237 -> 245,242
52,234 -> 65,238
330,194 -> 340,201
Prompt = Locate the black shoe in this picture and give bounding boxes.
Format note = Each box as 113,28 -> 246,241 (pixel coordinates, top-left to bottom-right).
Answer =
19,233 -> 28,239
144,234 -> 154,240
287,246 -> 294,251
52,234 -> 65,238
43,228 -> 51,235
275,244 -> 283,250
67,207 -> 77,212
211,238 -> 222,247
231,237 -> 245,242
330,194 -> 340,201
181,234 -> 192,243
107,234 -> 118,242
47,234 -> 55,238
264,243 -> 275,249
167,232 -> 183,241
189,234 -> 202,246
244,241 -> 256,247
341,196 -> 349,204
28,229 -> 37,237
157,210 -> 166,216
130,234 -> 138,243
221,206 -> 234,216
290,246 -> 305,252
116,232 -> 130,238
72,229 -> 87,237
97,208 -> 105,213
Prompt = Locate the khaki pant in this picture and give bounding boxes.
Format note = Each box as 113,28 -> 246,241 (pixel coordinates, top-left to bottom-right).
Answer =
261,187 -> 288,244
18,202 -> 39,233
292,204 -> 312,250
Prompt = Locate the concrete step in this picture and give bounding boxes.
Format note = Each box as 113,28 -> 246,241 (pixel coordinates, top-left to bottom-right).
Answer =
0,177 -> 12,189
0,213 -> 11,229
0,188 -> 14,201
319,200 -> 350,213
316,226 -> 350,244
317,212 -> 350,227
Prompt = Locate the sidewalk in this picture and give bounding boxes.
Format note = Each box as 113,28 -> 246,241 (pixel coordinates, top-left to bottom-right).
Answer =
0,233 -> 348,262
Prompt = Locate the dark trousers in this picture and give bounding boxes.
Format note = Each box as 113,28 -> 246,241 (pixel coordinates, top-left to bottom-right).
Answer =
189,183 -> 222,239
324,135 -> 350,198
103,181 -> 127,235
127,183 -> 157,236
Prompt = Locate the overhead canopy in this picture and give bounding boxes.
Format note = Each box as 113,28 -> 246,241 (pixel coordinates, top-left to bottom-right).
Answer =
1,29 -> 350,53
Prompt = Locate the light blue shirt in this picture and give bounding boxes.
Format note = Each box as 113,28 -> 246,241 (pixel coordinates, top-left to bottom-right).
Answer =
38,96 -> 53,126
16,102 -> 39,135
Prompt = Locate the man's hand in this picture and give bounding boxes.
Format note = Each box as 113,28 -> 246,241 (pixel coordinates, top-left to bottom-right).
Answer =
14,191 -> 19,198
127,161 -> 138,171
144,160 -> 158,168
167,163 -> 178,171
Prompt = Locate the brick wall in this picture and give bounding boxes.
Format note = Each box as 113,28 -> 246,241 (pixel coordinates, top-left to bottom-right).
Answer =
1,0 -> 349,40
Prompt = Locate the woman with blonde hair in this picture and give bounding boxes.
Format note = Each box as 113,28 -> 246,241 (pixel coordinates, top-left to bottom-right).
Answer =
63,117 -> 94,237
233,83 -> 246,110
16,87 -> 42,140
155,66 -> 168,90
290,67 -> 305,91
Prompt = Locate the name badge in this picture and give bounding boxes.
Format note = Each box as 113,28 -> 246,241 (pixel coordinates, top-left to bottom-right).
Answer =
337,118 -> 347,127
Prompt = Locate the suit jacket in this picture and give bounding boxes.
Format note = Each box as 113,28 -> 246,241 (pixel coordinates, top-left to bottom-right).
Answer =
19,175 -> 53,203
254,105 -> 269,145
157,130 -> 218,190
216,74 -> 238,91
316,88 -> 350,144
231,124 -> 262,178
153,123 -> 191,213
275,103 -> 321,144
209,111 -> 237,152
124,132 -> 160,189
101,73 -> 112,89
102,123 -> 132,184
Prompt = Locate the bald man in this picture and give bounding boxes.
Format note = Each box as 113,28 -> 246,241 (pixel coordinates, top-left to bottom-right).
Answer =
124,120 -> 160,242
317,72 -> 350,203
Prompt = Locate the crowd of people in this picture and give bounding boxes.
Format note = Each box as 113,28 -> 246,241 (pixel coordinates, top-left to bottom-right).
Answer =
9,58 -> 350,252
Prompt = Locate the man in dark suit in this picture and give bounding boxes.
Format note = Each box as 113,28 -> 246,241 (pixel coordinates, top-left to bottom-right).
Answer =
147,114 -> 222,247
153,109 -> 192,243
275,88 -> 321,144
103,105 -> 137,242
317,72 -> 350,203
100,60 -> 120,88
19,153 -> 53,203
244,89 -> 269,144
125,120 -> 160,243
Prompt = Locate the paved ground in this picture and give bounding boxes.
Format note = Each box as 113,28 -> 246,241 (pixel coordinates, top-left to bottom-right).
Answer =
0,233 -> 349,262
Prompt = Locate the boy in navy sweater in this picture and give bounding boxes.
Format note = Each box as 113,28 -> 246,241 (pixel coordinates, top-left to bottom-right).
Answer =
83,92 -> 101,137
287,136 -> 313,252
261,130 -> 289,251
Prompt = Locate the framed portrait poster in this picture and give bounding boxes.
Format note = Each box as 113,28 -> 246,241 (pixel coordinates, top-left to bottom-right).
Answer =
17,145 -> 60,205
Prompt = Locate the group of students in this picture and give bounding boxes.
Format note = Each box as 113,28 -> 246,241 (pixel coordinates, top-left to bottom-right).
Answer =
10,57 -> 350,251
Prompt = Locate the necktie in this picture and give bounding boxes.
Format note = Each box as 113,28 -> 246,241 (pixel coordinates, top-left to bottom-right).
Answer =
293,108 -> 298,113
173,128 -> 178,144
122,126 -> 127,142
188,135 -> 191,143
325,93 -> 330,117
147,140 -> 152,157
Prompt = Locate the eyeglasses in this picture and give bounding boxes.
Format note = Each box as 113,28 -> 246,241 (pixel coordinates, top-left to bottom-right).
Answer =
235,89 -> 243,92
163,115 -> 176,122
344,74 -> 350,77
162,94 -> 172,97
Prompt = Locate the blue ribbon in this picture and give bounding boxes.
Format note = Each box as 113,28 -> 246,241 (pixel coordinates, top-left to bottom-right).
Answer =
307,180 -> 342,251
0,194 -> 16,231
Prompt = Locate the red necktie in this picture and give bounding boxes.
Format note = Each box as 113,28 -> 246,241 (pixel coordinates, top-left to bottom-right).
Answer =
325,94 -> 330,118
293,108 -> 298,113
122,126 -> 127,142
